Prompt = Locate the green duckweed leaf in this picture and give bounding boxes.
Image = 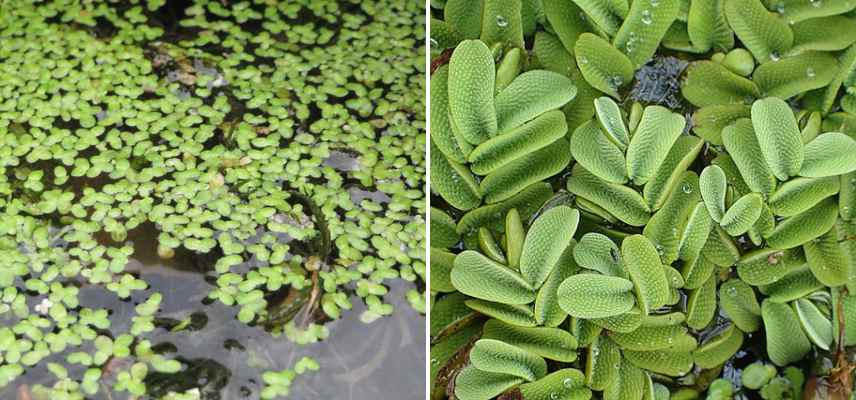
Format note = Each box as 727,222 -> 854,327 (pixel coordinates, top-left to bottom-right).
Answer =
481,138 -> 571,204
682,255 -> 717,290
495,70 -> 578,132
691,104 -> 751,145
611,323 -> 690,351
431,141 -> 482,210
466,299 -> 539,327
470,339 -> 548,382
570,120 -> 629,184
702,225 -> 742,266
568,165 -> 652,226
469,110 -> 568,175
720,192 -> 763,236
431,19 -> 462,52
454,366 -> 525,400
571,318 -> 605,346
722,118 -> 777,196
496,48 -> 523,95
604,359 -> 646,400
768,0 -> 856,25
751,97 -> 804,180
624,349 -> 694,377
677,202 -> 713,262
753,52 -> 838,100
535,242 -> 579,326
789,16 -> 856,54
457,182 -> 554,235
722,48 -> 756,76
590,307 -> 645,333
681,61 -> 760,107
644,171 -> 701,264
626,106 -> 686,186
719,279 -> 762,332
711,153 -> 753,198
444,0 -> 483,39
687,0 -> 735,52
594,97 -> 630,150
432,66 -> 471,163
766,197 -> 838,249
799,132 -> 856,178
622,234 -> 671,314
519,369 -> 591,400
693,324 -> 745,368
451,250 -> 536,304
574,33 -> 635,99
448,40 -> 498,145
700,165 -> 728,223
483,320 -> 579,362
533,31 -> 577,76
585,336 -> 621,391
760,266 -> 824,302
479,228 -> 507,263
431,292 -> 473,337
804,228 -> 849,286
431,207 -> 461,249
572,0 -> 623,35
840,171 -> 856,221
573,232 -> 626,277
821,45 -> 856,113
724,0 -> 793,62
506,209 -> 526,269
642,136 -> 704,211
793,298 -> 832,351
557,273 -> 636,318
543,0 -> 591,54
736,247 -> 807,285
430,248 -> 457,293
613,0 -> 681,67
686,273 -> 717,330
761,299 -> 811,366
768,176 -> 839,217
481,0 -> 525,49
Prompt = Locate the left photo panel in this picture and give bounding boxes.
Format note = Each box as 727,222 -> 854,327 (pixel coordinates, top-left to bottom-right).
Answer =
0,1 -> 427,399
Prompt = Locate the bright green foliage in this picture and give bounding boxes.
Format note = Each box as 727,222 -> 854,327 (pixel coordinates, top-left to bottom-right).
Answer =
793,298 -> 832,350
573,233 -> 626,277
688,0 -> 734,52
567,165 -> 652,226
594,97 -> 630,150
480,138 -> 571,204
495,70 -> 578,132
700,165 -> 728,223
518,369 -> 591,400
575,33 -> 635,99
762,300 -> 811,366
432,141 -> 483,210
621,235 -> 670,314
719,280 -> 762,332
558,274 -> 636,318
694,324 -> 745,368
448,40 -> 498,145
454,366 -> 525,400
483,320 -> 579,362
469,111 -> 568,175
722,118 -> 777,196
754,52 -> 839,100
751,98 -> 804,181
768,177 -> 840,217
570,120 -> 629,184
681,61 -> 760,107
686,274 -> 717,329
719,192 -> 763,236
451,250 -> 536,304
520,206 -> 580,287
722,49 -> 755,76
432,66 -> 471,163
626,106 -> 686,186
432,208 -> 461,249
799,132 -> 856,177
724,0 -> 793,62
469,339 -> 548,382
613,0 -> 680,67
480,0 -> 525,49
766,197 -> 839,249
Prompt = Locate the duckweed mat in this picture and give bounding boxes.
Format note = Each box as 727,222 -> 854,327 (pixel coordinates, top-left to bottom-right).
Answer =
428,0 -> 856,399
0,0 -> 426,399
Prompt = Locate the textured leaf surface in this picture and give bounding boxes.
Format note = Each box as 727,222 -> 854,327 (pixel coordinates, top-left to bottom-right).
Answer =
519,369 -> 591,400
535,243 -> 578,327
432,66 -> 471,163
691,104 -> 750,145
451,250 -> 535,304
590,308 -> 644,333
722,118 -> 777,196
574,233 -> 625,277
470,110 -> 568,175
431,207 -> 460,249
626,106 -> 686,186
700,166 -> 728,223
693,324 -> 745,368
483,320 -> 579,362
557,274 -> 636,318
431,141 -> 482,210
431,292 -> 472,336
793,298 -> 832,350
521,205 -> 580,288
799,132 -> 856,178
505,209 -> 525,269
644,172 -> 702,264
751,97 -> 804,180
431,248 -> 457,293
604,359 -> 646,400
455,366 -> 524,400
570,120 -> 628,184
457,182 -> 553,235
481,139 -> 571,204
737,247 -> 807,285
719,279 -> 762,332
678,202 -> 713,262
586,336 -> 621,391
804,228 -> 849,286
594,97 -> 630,150
543,0 -> 591,54
448,40 -> 497,145
766,197 -> 838,249
466,299 -> 538,327
760,267 -> 823,303
701,225 -> 741,267
622,235 -> 671,314
770,0 -> 856,25
443,0 -> 482,39
753,52 -> 838,100
624,349 -> 694,377
681,61 -> 760,107
611,324 -> 689,351
613,0 -> 681,66
572,0 -> 623,35
470,339 -> 548,382
480,0 -> 525,49
495,70 -> 578,132
574,33 -> 635,98
682,255 -> 717,290
768,176 -> 839,217
762,300 -> 811,366
567,165 -> 651,226
642,136 -> 704,211
790,16 -> 856,54
720,193 -> 763,236
686,274 -> 717,330
724,0 -> 793,62
687,0 -> 734,52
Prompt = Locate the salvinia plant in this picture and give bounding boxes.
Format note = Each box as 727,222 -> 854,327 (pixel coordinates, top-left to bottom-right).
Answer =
429,0 -> 856,399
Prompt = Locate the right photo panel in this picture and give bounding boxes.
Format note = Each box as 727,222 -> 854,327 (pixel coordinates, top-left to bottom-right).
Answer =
428,0 -> 856,399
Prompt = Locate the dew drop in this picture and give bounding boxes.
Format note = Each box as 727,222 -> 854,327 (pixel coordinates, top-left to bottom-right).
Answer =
578,55 -> 589,65
610,75 -> 624,89
774,2 -> 786,13
550,392 -> 559,400
681,183 -> 693,193
641,10 -> 653,25
810,0 -> 822,7
770,51 -> 781,62
563,378 -> 574,389
429,38 -> 438,48
650,0 -> 661,7
430,358 -> 439,365
806,67 -> 816,78
728,287 -> 737,296
496,15 -> 508,27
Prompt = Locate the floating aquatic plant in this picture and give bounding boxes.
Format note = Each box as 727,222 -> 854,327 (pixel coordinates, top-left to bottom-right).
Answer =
430,0 -> 856,399
1,0 -> 424,398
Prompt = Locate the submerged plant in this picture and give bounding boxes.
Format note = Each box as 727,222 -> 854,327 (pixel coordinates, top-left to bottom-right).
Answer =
0,0 -> 424,398
430,0 -> 856,399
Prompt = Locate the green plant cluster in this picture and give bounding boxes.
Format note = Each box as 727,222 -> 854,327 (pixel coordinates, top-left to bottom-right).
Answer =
429,0 -> 856,399
0,0 -> 424,398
